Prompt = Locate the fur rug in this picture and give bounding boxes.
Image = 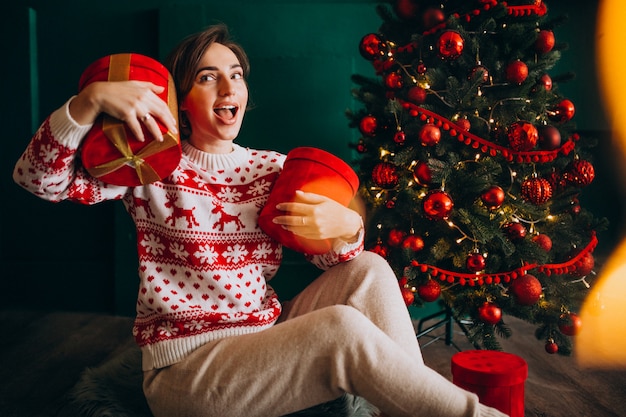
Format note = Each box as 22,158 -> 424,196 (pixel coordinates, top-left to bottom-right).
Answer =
59,345 -> 378,417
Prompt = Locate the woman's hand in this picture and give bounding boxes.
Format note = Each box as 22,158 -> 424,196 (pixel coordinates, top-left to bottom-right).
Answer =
272,190 -> 363,243
69,80 -> 178,142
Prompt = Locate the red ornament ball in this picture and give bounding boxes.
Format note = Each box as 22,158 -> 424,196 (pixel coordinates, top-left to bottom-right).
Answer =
438,30 -> 464,59
359,115 -> 378,137
423,190 -> 454,220
407,86 -> 427,104
506,60 -> 529,84
456,118 -> 471,132
395,0 -> 418,20
521,177 -> 552,205
539,73 -> 553,91
412,161 -> 432,185
402,234 -> 425,252
510,274 -> 543,306
417,279 -> 442,302
466,252 -> 486,272
418,123 -> 441,146
478,302 -> 502,325
372,162 -> 399,188
545,339 -> 559,354
387,229 -> 406,247
423,7 -> 445,29
507,121 -> 538,151
401,287 -> 415,306
481,185 -> 505,209
416,61 -> 427,75
563,159 -> 595,187
394,130 -> 407,144
359,33 -> 386,61
559,312 -> 582,336
539,125 -> 562,150
385,72 -> 404,89
468,65 -> 489,84
535,29 -> 555,54
549,99 -> 576,122
532,234 -> 553,252
369,243 -> 388,258
573,252 -> 595,277
504,222 -> 527,241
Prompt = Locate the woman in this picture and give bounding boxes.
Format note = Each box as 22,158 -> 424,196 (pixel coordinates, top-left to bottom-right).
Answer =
13,24 -> 506,417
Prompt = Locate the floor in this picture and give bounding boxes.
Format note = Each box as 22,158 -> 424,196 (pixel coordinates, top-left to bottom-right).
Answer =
1,309 -> 625,417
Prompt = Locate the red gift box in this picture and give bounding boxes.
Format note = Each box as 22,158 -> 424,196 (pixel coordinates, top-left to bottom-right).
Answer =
451,350 -> 528,417
258,147 -> 360,255
78,53 -> 181,186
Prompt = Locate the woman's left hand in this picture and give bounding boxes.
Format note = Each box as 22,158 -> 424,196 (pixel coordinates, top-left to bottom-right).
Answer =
272,190 -> 362,243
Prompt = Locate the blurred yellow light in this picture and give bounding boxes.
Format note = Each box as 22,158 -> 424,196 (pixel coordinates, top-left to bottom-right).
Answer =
577,0 -> 626,368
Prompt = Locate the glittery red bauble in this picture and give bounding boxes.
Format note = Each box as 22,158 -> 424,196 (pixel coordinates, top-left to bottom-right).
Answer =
468,65 -> 489,84
507,121 -> 538,151
549,99 -> 575,122
393,130 -> 406,144
466,252 -> 486,272
545,339 -> 559,354
387,228 -> 406,247
478,302 -> 502,325
510,274 -> 542,306
506,60 -> 528,84
401,287 -> 415,306
456,118 -> 471,132
423,190 -> 454,220
417,279 -> 441,302
402,234 -> 425,252
573,252 -> 595,277
438,30 -> 464,59
413,161 -> 432,185
418,123 -> 441,146
535,29 -> 555,54
359,115 -> 378,137
385,71 -> 403,89
539,73 -> 553,91
539,125 -> 562,150
407,86 -> 427,104
481,185 -> 505,209
563,159 -> 595,187
559,312 -> 582,336
359,33 -> 386,60
521,177 -> 552,205
372,162 -> 399,188
532,234 -> 552,252
504,222 -> 527,241
423,7 -> 445,29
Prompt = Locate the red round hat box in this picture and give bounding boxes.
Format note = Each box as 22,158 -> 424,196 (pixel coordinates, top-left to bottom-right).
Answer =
258,147 -> 360,255
451,350 -> 528,417
78,53 -> 181,186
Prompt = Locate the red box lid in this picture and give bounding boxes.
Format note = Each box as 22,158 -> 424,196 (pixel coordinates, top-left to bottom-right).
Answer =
451,350 -> 528,386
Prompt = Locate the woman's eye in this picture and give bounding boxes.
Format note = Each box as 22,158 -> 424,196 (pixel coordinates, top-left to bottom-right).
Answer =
199,74 -> 216,82
232,72 -> 243,80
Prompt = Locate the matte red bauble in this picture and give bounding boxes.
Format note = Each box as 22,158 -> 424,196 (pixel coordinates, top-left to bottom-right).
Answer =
466,252 -> 486,272
532,234 -> 552,252
539,125 -> 562,150
539,73 -> 553,91
521,177 -> 552,205
510,274 -> 542,306
481,185 -> 505,209
506,60 -> 528,84
535,29 -> 555,54
401,287 -> 415,306
504,222 -> 527,241
478,302 -> 502,325
549,99 -> 575,122
417,279 -> 442,302
418,123 -> 441,146
359,115 -> 378,137
407,86 -> 427,104
423,7 -> 445,29
438,30 -> 464,59
559,312 -> 582,336
387,229 -> 406,247
359,33 -> 386,60
423,190 -> 454,220
563,159 -> 595,187
507,121 -> 538,151
385,72 -> 404,89
371,162 -> 399,188
545,339 -> 559,354
412,161 -> 432,185
402,234 -> 425,252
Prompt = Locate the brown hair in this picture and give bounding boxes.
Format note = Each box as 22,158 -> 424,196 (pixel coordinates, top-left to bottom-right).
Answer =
165,24 -> 250,106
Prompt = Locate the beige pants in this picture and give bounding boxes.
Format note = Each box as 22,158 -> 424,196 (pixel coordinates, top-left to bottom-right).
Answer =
143,252 -> 502,417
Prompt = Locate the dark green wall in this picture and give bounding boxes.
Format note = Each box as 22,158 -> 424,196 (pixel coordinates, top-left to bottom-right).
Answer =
2,0 -> 619,316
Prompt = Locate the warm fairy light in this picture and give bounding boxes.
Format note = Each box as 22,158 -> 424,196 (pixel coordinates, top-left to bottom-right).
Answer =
578,0 -> 626,368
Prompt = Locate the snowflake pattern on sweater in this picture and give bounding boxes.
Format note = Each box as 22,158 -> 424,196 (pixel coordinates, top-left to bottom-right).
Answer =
13,101 -> 364,370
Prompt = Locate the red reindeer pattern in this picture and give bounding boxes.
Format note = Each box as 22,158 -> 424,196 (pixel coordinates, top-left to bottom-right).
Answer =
212,200 -> 245,231
130,196 -> 155,219
165,192 -> 200,228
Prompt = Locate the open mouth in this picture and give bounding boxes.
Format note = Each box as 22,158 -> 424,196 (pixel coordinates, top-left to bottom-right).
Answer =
214,105 -> 238,120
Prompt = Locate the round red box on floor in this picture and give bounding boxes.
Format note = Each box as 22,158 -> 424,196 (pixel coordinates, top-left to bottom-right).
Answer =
451,350 -> 528,417
258,147 -> 359,255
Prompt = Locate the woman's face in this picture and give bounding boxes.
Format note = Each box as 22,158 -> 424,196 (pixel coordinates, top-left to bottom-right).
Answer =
181,42 -> 248,152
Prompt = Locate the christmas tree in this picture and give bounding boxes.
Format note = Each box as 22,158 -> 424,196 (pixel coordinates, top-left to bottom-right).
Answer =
348,0 -> 608,354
